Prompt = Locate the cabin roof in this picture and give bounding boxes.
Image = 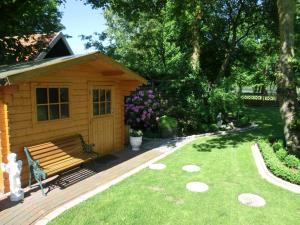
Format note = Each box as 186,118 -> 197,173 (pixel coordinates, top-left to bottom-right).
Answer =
0,52 -> 147,85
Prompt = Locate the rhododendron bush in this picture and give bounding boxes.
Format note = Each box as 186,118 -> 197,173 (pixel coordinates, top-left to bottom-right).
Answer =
125,89 -> 162,130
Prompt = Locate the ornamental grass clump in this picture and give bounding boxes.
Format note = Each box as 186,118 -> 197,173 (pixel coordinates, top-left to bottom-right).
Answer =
125,89 -> 162,130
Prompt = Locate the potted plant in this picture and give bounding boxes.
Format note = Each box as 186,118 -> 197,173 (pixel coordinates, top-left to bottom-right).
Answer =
129,129 -> 143,151
158,115 -> 178,138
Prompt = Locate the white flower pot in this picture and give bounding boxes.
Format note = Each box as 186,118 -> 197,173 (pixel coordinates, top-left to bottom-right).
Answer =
130,136 -> 143,151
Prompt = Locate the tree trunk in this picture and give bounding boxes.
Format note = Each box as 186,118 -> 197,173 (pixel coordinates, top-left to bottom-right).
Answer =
190,6 -> 202,74
277,0 -> 299,153
218,49 -> 232,78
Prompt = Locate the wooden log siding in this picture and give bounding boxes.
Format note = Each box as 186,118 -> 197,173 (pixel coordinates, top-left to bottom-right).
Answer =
0,69 -> 139,191
0,89 -> 11,192
0,92 -> 4,192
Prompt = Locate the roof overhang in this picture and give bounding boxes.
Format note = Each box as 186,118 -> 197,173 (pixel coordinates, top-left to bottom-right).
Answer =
0,52 -> 147,86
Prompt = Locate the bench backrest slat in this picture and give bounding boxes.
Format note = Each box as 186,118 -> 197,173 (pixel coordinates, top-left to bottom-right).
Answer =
26,135 -> 86,168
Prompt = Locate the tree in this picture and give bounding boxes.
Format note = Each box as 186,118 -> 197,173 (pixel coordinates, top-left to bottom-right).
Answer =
277,0 -> 299,153
0,0 -> 64,65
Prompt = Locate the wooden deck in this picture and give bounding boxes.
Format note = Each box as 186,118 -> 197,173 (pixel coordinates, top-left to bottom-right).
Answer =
0,139 -> 171,225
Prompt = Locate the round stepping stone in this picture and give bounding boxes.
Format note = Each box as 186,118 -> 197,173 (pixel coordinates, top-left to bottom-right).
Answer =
182,165 -> 200,172
149,163 -> 166,170
186,182 -> 209,192
238,193 -> 266,207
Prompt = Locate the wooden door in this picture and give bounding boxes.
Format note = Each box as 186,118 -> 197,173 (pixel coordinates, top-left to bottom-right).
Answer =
89,85 -> 115,155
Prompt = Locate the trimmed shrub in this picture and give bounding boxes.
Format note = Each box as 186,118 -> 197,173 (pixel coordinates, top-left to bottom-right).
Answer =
259,142 -> 300,185
272,139 -> 285,152
284,155 -> 300,169
276,148 -> 288,161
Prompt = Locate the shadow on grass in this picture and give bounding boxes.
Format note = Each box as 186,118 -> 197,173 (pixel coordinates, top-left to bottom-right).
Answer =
193,107 -> 283,152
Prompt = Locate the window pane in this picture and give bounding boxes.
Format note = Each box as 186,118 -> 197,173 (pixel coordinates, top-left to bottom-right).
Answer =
93,103 -> 99,116
93,89 -> 99,102
100,89 -> 105,102
106,102 -> 111,114
106,90 -> 111,101
60,88 -> 69,102
49,104 -> 59,120
60,104 -> 69,118
37,105 -> 48,121
36,88 -> 48,104
49,88 -> 59,103
100,102 -> 105,115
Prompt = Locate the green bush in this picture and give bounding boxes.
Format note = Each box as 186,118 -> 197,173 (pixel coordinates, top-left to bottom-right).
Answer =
236,116 -> 250,128
284,155 -> 300,169
276,148 -> 288,161
158,115 -> 178,129
209,123 -> 219,132
272,139 -> 285,152
208,88 -> 241,120
200,124 -> 209,133
259,142 -> 300,185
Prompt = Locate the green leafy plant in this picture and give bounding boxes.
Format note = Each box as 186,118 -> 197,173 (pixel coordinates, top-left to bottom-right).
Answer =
236,116 -> 250,127
275,148 -> 288,161
259,142 -> 300,185
272,139 -> 285,152
129,129 -> 143,137
209,124 -> 219,132
284,155 -> 300,169
158,116 -> 178,129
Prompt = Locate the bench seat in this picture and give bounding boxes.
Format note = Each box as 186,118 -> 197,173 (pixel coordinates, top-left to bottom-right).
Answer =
24,134 -> 98,195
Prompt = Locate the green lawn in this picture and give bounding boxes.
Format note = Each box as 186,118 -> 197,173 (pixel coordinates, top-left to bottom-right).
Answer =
50,107 -> 300,225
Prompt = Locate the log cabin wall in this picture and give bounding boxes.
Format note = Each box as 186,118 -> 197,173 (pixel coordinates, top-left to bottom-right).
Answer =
0,88 -> 11,193
0,90 -> 5,193
1,68 -> 136,192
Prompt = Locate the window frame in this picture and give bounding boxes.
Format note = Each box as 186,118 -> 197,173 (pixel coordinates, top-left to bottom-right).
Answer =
92,87 -> 113,118
31,83 -> 72,124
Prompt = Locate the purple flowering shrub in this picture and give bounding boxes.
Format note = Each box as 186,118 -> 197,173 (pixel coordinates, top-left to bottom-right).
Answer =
125,89 -> 161,130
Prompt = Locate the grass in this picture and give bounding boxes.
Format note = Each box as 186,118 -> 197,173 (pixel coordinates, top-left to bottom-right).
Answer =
50,107 -> 300,225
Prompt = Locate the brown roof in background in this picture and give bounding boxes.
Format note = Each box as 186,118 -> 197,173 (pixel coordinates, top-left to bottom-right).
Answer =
16,33 -> 59,61
1,32 -> 72,63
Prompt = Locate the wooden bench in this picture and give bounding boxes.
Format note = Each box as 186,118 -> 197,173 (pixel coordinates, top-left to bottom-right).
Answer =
24,134 -> 99,196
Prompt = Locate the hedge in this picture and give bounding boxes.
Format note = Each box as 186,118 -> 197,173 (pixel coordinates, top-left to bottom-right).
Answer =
258,141 -> 300,185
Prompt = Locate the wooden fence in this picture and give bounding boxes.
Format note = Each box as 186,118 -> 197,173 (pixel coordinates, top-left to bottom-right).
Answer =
241,93 -> 300,107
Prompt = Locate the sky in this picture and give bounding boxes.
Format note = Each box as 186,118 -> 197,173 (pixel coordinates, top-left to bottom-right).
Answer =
58,0 -> 106,54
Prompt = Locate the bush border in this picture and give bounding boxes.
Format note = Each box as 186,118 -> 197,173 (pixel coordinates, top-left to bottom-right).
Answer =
253,142 -> 300,192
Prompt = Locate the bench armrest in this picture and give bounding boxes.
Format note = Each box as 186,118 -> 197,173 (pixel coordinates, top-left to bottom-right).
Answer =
31,160 -> 47,180
79,136 -> 99,158
24,147 -> 47,180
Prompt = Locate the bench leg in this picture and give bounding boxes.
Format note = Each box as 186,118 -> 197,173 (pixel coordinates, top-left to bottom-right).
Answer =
37,178 -> 46,196
28,172 -> 32,188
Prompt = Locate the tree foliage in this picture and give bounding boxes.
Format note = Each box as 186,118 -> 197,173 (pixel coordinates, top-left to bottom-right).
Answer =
0,0 -> 65,65
81,0 -> 297,135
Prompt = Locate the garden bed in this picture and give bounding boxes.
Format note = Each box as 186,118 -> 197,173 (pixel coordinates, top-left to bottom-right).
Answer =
258,141 -> 300,185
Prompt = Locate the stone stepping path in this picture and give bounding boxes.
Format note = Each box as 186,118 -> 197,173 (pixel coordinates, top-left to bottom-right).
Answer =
149,163 -> 267,208
186,182 -> 209,192
182,165 -> 200,172
149,163 -> 166,170
238,193 -> 266,207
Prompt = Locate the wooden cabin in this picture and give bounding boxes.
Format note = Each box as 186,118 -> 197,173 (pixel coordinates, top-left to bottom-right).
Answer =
0,52 -> 147,193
